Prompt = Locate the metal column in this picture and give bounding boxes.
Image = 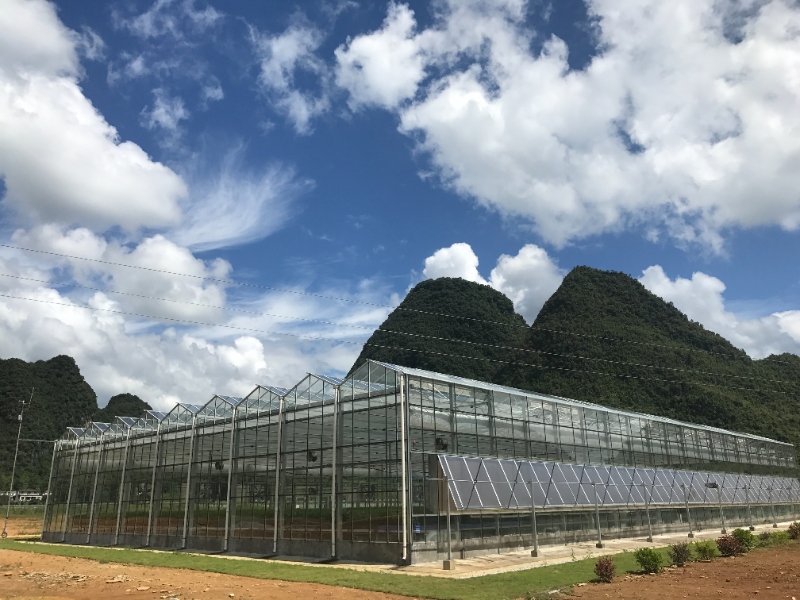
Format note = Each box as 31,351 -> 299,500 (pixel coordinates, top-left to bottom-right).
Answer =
443,475 -> 453,570
330,387 -> 338,559
770,487 -> 778,528
180,415 -> 198,549
145,422 -> 162,546
681,483 -> 694,538
86,435 -> 106,544
61,439 -> 81,542
529,479 -> 539,557
40,441 -> 59,536
644,483 -> 653,543
593,483 -> 603,549
745,484 -> 754,530
113,428 -> 134,545
223,407 -> 238,552
399,374 -> 409,564
272,396 -> 285,554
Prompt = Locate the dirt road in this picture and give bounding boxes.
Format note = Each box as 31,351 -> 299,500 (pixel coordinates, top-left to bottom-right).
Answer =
0,549 -> 410,600
573,543 -> 800,600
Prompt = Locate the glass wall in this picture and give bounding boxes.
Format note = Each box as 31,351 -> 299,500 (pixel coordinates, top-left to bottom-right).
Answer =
278,374 -> 340,546
151,404 -> 199,542
338,361 -> 403,545
230,386 -> 286,546
117,412 -> 163,542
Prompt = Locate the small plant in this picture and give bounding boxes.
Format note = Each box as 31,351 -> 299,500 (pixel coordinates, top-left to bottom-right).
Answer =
731,528 -> 756,552
754,530 -> 790,547
716,535 -> 744,557
594,556 -> 616,583
668,542 -> 691,566
633,547 -> 663,574
693,539 -> 718,560
788,522 -> 800,540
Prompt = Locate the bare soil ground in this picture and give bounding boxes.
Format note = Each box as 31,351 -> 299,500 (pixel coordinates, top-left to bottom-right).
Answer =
0,549 -> 410,600
572,543 -> 800,600
1,520 -> 41,539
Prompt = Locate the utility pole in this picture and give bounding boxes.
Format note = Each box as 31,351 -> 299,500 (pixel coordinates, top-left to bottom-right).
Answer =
2,388 -> 34,539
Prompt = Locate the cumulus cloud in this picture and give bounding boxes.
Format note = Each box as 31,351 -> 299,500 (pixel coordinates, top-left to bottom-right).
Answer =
639,265 -> 800,358
250,21 -> 331,134
422,242 -> 565,321
11,226 -> 230,323
335,3 -> 425,110
0,0 -> 187,233
422,242 -> 486,283
335,0 -> 800,252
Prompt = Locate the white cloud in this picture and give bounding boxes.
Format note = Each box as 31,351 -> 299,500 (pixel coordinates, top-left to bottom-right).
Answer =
422,242 -> 487,284
250,21 -> 331,134
335,3 -> 425,110
11,226 -> 230,323
171,145 -> 311,251
487,244 -> 565,322
117,0 -> 223,41
0,0 -> 187,233
0,240 -> 391,409
422,242 -> 564,321
140,88 -> 190,139
639,265 -> 800,358
201,81 -> 224,103
336,0 -> 800,252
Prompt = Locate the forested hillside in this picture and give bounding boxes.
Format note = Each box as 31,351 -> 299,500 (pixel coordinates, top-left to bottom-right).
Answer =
356,267 -> 800,449
94,393 -> 151,423
0,356 -> 97,491
0,358 -> 153,492
348,277 -> 528,381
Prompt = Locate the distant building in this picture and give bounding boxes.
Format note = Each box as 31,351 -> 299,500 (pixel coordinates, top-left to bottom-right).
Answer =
42,360 -> 800,564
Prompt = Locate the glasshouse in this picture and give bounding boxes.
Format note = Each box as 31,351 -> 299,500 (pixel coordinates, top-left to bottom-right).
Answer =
42,359 -> 800,564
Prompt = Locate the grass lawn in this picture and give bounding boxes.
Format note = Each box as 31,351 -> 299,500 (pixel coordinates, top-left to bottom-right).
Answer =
0,539 -> 670,600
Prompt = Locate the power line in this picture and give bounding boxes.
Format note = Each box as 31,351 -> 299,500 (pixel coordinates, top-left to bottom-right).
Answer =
3,242 -> 794,366
0,290 -> 792,397
0,272 -> 794,389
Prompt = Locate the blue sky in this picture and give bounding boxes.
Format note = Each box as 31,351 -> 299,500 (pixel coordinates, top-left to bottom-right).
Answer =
1,0 -> 800,409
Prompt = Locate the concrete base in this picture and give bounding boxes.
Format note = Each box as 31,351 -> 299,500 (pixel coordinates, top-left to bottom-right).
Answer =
774,524 -> 779,528
646,536 -> 653,542
595,542 -> 604,549
687,532 -> 695,538
749,526 -> 755,531
442,559 -> 454,570
530,549 -> 538,557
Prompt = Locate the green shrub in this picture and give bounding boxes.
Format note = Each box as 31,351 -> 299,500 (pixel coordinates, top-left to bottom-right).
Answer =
731,528 -> 756,552
716,535 -> 744,556
668,542 -> 691,566
693,540 -> 718,560
788,522 -> 800,540
633,547 -> 663,574
760,530 -> 790,547
594,556 -> 616,583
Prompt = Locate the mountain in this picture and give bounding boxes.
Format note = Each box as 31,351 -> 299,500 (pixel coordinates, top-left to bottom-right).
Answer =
94,393 -> 151,424
348,277 -> 528,382
355,268 -> 800,450
0,356 -> 97,492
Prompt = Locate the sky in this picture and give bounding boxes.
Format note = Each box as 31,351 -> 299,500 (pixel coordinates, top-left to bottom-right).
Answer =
1,0 -> 800,411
